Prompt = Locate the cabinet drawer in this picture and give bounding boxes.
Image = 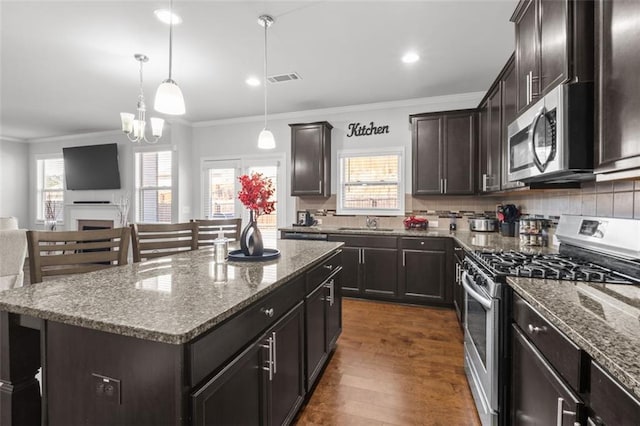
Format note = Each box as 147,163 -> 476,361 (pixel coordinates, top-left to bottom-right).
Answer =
328,234 -> 398,249
306,251 -> 342,293
513,292 -> 584,391
400,237 -> 447,251
590,361 -> 640,426
189,276 -> 305,387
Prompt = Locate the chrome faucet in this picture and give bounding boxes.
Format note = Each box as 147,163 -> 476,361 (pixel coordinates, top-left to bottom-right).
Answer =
365,216 -> 379,229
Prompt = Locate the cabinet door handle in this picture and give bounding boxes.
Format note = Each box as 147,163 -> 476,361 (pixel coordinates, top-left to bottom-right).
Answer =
261,307 -> 275,318
318,180 -> 322,193
482,174 -> 487,192
324,279 -> 334,306
361,249 -> 365,264
444,178 -> 447,193
440,178 -> 444,194
526,72 -> 531,104
528,324 -> 547,334
402,250 -> 406,267
261,336 -> 274,381
556,397 -> 577,426
271,331 -> 277,374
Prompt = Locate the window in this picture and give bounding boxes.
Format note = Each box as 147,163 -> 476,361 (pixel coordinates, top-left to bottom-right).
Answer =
135,151 -> 173,223
36,157 -> 65,221
337,149 -> 404,216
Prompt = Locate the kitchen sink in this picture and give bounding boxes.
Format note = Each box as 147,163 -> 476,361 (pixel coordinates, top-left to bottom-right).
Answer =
337,227 -> 395,232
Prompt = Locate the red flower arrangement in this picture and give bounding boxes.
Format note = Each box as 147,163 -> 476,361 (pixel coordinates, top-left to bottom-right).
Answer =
238,173 -> 276,217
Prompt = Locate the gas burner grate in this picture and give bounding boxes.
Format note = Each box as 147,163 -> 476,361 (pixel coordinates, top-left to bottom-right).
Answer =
473,250 -> 639,285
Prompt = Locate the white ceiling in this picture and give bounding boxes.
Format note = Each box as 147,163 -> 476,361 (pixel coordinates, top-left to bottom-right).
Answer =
0,0 -> 516,141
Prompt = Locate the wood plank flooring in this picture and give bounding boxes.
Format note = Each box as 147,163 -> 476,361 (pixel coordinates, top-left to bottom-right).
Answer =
295,299 -> 480,426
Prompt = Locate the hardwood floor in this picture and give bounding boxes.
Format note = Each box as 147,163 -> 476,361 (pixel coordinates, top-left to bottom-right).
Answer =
295,299 -> 480,426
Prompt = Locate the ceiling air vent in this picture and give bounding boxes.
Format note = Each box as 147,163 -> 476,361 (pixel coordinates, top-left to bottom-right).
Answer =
267,72 -> 302,84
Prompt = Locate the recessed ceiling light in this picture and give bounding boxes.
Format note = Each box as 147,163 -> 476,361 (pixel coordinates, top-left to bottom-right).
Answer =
154,9 -> 183,25
246,77 -> 261,87
402,52 -> 420,64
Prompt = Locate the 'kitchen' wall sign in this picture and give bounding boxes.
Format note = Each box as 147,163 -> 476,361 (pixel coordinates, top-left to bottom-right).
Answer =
347,121 -> 390,137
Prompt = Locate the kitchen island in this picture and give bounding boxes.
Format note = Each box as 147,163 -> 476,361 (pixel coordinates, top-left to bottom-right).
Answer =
0,239 -> 343,425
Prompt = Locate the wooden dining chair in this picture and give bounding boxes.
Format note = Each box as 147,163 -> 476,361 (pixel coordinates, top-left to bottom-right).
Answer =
130,222 -> 199,262
192,218 -> 242,247
26,227 -> 131,284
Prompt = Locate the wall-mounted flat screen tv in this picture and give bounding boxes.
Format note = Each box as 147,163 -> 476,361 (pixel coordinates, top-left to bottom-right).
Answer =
63,143 -> 121,190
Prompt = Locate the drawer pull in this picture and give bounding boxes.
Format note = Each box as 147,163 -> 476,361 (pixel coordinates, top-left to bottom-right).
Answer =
323,264 -> 333,271
556,397 -> 577,426
528,324 -> 547,334
262,307 -> 275,318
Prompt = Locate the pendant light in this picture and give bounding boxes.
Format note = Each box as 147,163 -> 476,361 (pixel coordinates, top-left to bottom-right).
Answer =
257,15 -> 275,150
120,54 -> 164,143
154,0 -> 186,115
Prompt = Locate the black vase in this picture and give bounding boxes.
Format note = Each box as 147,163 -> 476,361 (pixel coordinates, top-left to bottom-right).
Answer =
240,210 -> 264,257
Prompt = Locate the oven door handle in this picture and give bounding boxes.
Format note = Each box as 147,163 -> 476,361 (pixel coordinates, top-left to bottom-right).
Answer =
461,271 -> 493,309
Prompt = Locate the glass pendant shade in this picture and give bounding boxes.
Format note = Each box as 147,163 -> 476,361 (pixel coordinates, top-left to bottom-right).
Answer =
258,128 -> 276,150
154,79 -> 185,115
150,117 -> 165,137
133,120 -> 146,139
120,113 -> 135,133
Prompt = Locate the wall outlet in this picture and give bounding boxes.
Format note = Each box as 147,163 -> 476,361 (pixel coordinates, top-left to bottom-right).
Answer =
92,373 -> 121,404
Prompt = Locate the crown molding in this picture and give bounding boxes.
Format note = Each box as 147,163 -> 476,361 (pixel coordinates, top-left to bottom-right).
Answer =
0,136 -> 26,143
26,129 -> 123,144
192,91 -> 485,128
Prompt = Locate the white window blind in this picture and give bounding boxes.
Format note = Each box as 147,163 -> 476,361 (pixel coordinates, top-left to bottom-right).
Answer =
37,158 -> 64,220
135,151 -> 172,223
337,151 -> 404,215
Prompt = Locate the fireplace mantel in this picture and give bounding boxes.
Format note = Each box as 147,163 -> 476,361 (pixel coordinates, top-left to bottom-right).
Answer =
64,203 -> 121,231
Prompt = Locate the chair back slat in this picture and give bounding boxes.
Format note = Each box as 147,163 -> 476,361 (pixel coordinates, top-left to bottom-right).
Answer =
192,218 -> 242,247
26,227 -> 130,284
130,222 -> 198,263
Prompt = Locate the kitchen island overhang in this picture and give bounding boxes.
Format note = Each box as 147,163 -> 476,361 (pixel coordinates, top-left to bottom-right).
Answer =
0,239 -> 344,426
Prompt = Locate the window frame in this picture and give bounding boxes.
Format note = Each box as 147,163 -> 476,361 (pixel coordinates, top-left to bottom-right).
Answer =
201,158 -> 242,219
35,154 -> 65,222
134,149 -> 174,223
336,147 -> 405,216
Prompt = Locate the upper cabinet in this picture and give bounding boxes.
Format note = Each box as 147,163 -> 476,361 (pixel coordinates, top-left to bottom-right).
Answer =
290,122 -> 333,197
512,0 -> 594,113
411,110 -> 476,195
478,54 -> 523,193
594,0 -> 640,180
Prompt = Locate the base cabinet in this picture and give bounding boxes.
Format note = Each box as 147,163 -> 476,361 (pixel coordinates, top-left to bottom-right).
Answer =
511,324 -> 584,425
305,256 -> 343,392
328,235 -> 399,300
398,237 -> 451,305
192,303 -> 305,426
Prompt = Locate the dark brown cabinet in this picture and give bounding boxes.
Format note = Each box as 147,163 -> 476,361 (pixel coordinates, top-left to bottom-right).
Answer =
290,121 -> 332,197
398,237 -> 451,305
500,56 -> 526,190
512,0 -> 593,113
478,85 -> 502,192
511,324 -> 585,425
589,361 -> 640,425
305,258 -> 342,392
411,110 -> 477,195
193,302 -> 305,426
328,234 -> 399,300
595,0 -> 640,180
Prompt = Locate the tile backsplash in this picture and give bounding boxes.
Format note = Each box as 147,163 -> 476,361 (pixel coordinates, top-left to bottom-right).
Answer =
296,179 -> 640,229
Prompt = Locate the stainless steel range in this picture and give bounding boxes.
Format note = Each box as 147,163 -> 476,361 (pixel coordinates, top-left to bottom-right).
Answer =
461,215 -> 640,426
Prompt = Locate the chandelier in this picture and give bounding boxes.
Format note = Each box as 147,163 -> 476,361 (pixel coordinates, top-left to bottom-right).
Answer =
120,54 -> 164,144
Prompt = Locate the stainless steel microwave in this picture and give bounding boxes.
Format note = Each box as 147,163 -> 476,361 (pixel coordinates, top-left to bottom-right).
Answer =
507,83 -> 594,183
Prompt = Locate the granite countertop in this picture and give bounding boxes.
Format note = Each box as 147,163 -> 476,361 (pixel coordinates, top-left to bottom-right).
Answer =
280,226 -> 558,254
0,240 -> 343,345
509,277 -> 640,399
